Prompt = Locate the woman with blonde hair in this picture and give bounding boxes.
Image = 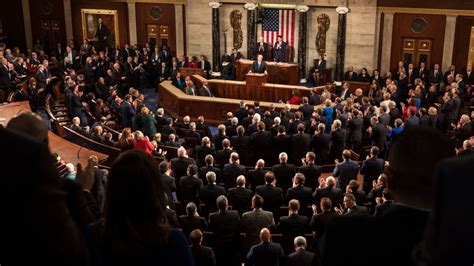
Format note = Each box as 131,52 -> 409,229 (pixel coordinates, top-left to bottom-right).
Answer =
132,130 -> 155,155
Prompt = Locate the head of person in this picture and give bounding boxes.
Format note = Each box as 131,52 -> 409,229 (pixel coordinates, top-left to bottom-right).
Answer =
186,202 -> 197,217
206,171 -> 216,184
387,126 -> 455,210
216,195 -> 228,212
288,199 -> 300,213
320,197 -> 332,211
294,236 -> 307,251
7,112 -> 49,144
343,193 -> 357,209
252,194 -> 264,209
236,175 -> 246,187
279,152 -> 288,163
326,176 -> 336,188
104,150 -> 167,243
257,54 -> 263,62
264,171 -> 275,184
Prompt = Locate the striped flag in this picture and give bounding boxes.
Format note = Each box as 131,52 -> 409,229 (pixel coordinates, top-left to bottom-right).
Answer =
261,8 -> 295,48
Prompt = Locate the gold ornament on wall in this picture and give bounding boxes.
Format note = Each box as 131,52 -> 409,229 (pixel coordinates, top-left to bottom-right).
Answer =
316,13 -> 330,57
230,10 -> 243,50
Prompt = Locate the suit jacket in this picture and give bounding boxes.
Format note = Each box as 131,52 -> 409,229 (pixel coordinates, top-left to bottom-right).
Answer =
197,60 -> 211,73
333,159 -> 360,189
299,104 -> 314,121
286,185 -> 313,212
250,131 -> 273,163
255,184 -> 284,218
343,71 -> 358,81
200,184 -> 226,214
180,175 -> 203,206
347,116 -> 363,143
198,165 -> 221,185
121,102 -> 135,128
287,249 -> 315,266
247,241 -> 284,266
329,128 -> 347,160
360,157 -> 384,192
272,163 -> 296,193
185,86 -> 198,96
310,210 -> 338,240
278,213 -> 310,255
170,156 -> 195,195
251,60 -> 267,74
223,163 -> 246,189
273,135 -> 291,163
199,85 -> 214,97
290,132 -> 312,165
230,135 -> 251,165
312,186 -> 343,211
371,123 -> 388,151
191,245 -> 216,266
241,209 -> 276,249
428,69 -> 443,85
311,133 -> 331,163
247,168 -> 267,191
227,187 -> 254,216
273,41 -> 287,62
216,148 -> 233,170
313,59 -> 326,72
178,215 -> 208,241
299,163 -> 322,190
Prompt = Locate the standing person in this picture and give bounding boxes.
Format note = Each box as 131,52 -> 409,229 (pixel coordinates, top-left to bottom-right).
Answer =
273,35 -> 287,62
256,36 -> 268,60
249,54 -> 267,74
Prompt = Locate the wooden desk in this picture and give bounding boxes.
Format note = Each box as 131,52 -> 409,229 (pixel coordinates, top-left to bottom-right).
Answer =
179,67 -> 206,78
236,59 -> 299,85
158,81 -> 303,126
191,74 -> 326,103
0,101 -> 108,166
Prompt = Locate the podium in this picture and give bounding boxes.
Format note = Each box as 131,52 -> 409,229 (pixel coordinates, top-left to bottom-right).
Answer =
246,73 -> 268,86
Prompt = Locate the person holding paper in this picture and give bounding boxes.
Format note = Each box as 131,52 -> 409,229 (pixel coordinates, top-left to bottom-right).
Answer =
249,54 -> 267,75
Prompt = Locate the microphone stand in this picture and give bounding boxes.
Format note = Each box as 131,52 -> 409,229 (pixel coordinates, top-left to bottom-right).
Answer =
77,142 -> 87,158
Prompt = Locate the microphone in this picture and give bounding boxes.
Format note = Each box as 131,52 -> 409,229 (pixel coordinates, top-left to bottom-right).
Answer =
77,142 -> 88,158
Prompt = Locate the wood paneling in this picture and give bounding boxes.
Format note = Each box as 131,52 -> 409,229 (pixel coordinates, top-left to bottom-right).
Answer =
390,13 -> 446,69
71,0 -> 129,46
29,0 -> 66,52
453,16 -> 474,69
0,0 -> 26,51
378,0 -> 474,10
135,3 -> 176,52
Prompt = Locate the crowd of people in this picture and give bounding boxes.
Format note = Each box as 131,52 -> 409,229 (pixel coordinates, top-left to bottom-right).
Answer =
0,38 -> 473,266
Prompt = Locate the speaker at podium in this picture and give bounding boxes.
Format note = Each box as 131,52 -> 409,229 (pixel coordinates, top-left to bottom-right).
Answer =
246,73 -> 268,86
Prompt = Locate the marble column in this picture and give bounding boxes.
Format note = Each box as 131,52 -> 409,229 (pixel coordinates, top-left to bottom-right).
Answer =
297,5 -> 309,81
21,0 -> 32,50
380,12 -> 394,74
335,7 -> 349,82
245,3 -> 257,60
63,0 -> 74,42
174,4 -> 185,56
209,2 -> 221,72
442,15 -> 458,71
128,2 -> 137,45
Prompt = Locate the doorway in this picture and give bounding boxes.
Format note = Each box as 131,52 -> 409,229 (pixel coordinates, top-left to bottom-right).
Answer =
401,38 -> 432,67
146,24 -> 169,48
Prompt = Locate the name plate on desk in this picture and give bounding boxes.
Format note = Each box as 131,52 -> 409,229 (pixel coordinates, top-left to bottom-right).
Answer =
246,73 -> 268,86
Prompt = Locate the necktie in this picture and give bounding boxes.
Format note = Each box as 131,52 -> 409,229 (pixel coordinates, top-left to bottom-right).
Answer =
202,62 -> 205,69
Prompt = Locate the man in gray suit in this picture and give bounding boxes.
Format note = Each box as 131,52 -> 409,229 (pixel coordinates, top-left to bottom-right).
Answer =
241,195 -> 276,253
332,149 -> 360,190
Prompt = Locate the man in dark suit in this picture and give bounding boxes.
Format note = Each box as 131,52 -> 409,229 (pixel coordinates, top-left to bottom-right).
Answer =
216,139 -> 234,169
250,121 -> 273,164
159,161 -> 177,207
299,152 -> 322,190
190,229 -> 216,266
121,94 -> 135,128
223,152 -> 245,190
273,35 -> 287,62
198,154 -> 221,185
195,137 -> 216,167
332,150 -> 360,190
255,171 -> 284,220
360,146 -> 384,193
157,62 -> 170,82
429,63 -> 443,87
278,199 -> 310,255
414,62 -> 428,83
271,152 -> 296,194
287,237 -> 315,266
368,116 -> 388,158
250,54 -> 267,74
197,55 -> 211,78
290,123 -> 312,165
347,109 -> 363,152
343,66 -> 358,81
235,100 -> 248,123
312,124 -> 331,164
180,164 -> 203,207
312,176 -> 343,212
310,197 -> 338,248
200,171 -> 226,215
286,173 -> 313,217
246,228 -> 284,265
230,126 -> 251,165
298,97 -> 314,121
208,196 -> 241,266
329,120 -> 347,161
171,147 -> 196,198
227,175 -> 253,216
199,80 -> 214,97
241,195 -> 276,252
272,126 -> 291,164
373,188 -> 393,217
335,193 -> 368,216
443,64 -> 457,85
247,159 -> 267,191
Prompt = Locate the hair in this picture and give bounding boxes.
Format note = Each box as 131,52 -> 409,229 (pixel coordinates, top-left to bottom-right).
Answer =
344,193 -> 356,203
348,179 -> 359,191
370,146 -> 380,156
104,150 -> 169,249
216,195 -> 228,212
294,173 -> 305,185
326,176 -> 336,188
288,199 -> 300,211
321,197 -> 332,210
237,125 -> 245,136
158,161 -> 168,175
230,152 -> 239,162
189,229 -> 203,246
252,195 -> 264,209
236,175 -> 246,187
294,236 -> 307,248
206,171 -> 216,184
119,128 -> 132,147
342,149 -> 351,160
306,152 -> 316,161
264,171 -> 275,184
205,154 -> 214,166
279,152 -> 288,163
187,164 -> 198,176
186,202 -> 197,216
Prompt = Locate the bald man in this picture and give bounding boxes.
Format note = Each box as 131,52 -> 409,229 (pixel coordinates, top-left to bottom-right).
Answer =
246,228 -> 284,266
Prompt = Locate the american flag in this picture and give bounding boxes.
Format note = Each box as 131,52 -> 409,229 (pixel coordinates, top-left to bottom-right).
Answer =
261,8 -> 295,48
